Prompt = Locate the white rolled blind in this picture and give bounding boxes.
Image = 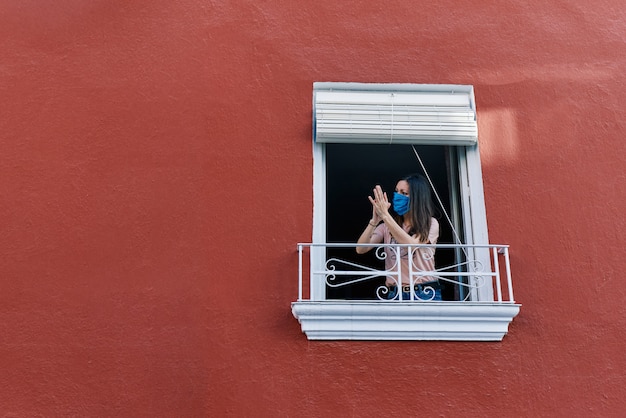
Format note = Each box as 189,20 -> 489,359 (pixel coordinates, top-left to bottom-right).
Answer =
313,83 -> 478,145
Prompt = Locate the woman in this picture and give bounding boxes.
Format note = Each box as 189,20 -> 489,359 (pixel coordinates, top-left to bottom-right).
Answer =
356,174 -> 441,301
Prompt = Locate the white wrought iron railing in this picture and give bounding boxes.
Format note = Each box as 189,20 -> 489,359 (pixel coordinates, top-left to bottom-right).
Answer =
297,243 -> 515,303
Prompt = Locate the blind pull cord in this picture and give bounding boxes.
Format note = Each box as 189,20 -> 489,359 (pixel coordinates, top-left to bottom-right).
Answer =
411,145 -> 468,258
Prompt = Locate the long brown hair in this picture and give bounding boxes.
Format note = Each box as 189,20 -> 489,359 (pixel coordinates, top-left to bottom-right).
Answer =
394,174 -> 436,242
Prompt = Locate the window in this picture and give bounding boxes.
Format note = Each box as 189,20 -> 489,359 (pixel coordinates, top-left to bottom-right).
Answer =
325,143 -> 455,301
292,83 -> 520,341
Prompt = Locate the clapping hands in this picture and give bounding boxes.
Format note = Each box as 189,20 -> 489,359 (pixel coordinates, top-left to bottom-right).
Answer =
368,185 -> 391,222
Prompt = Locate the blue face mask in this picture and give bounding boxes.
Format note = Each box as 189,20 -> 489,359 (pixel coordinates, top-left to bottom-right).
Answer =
392,192 -> 410,216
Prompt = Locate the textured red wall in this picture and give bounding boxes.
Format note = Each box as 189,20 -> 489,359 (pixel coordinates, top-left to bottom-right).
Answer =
1,0 -> 625,416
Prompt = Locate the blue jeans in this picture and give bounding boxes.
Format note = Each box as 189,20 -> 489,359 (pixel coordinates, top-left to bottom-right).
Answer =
386,282 -> 442,301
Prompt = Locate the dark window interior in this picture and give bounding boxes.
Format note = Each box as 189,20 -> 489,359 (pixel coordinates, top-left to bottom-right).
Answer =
325,143 -> 458,300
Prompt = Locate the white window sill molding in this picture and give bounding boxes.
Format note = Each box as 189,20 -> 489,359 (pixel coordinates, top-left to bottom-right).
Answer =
292,301 -> 521,341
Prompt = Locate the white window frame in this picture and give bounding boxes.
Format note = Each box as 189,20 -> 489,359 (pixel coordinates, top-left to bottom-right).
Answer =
292,83 -> 520,341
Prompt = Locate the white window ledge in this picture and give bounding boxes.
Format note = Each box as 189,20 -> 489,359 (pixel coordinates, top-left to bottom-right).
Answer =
292,301 -> 521,341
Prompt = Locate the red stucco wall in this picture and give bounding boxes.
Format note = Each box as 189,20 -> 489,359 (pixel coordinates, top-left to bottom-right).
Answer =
1,1 -> 625,416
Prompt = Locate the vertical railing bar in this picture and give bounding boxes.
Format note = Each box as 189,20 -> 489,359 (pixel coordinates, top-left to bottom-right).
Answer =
504,247 -> 514,302
469,246 -> 478,301
493,247 -> 502,303
396,245 -> 403,301
408,246 -> 414,301
298,244 -> 303,301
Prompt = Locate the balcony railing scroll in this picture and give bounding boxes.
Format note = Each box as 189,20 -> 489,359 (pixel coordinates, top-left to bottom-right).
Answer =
297,243 -> 515,303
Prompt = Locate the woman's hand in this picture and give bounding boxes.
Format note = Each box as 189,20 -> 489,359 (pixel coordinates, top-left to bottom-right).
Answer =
357,185 -> 388,254
368,185 -> 391,220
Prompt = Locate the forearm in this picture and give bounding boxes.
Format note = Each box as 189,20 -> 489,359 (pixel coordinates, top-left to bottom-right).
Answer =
356,219 -> 379,254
